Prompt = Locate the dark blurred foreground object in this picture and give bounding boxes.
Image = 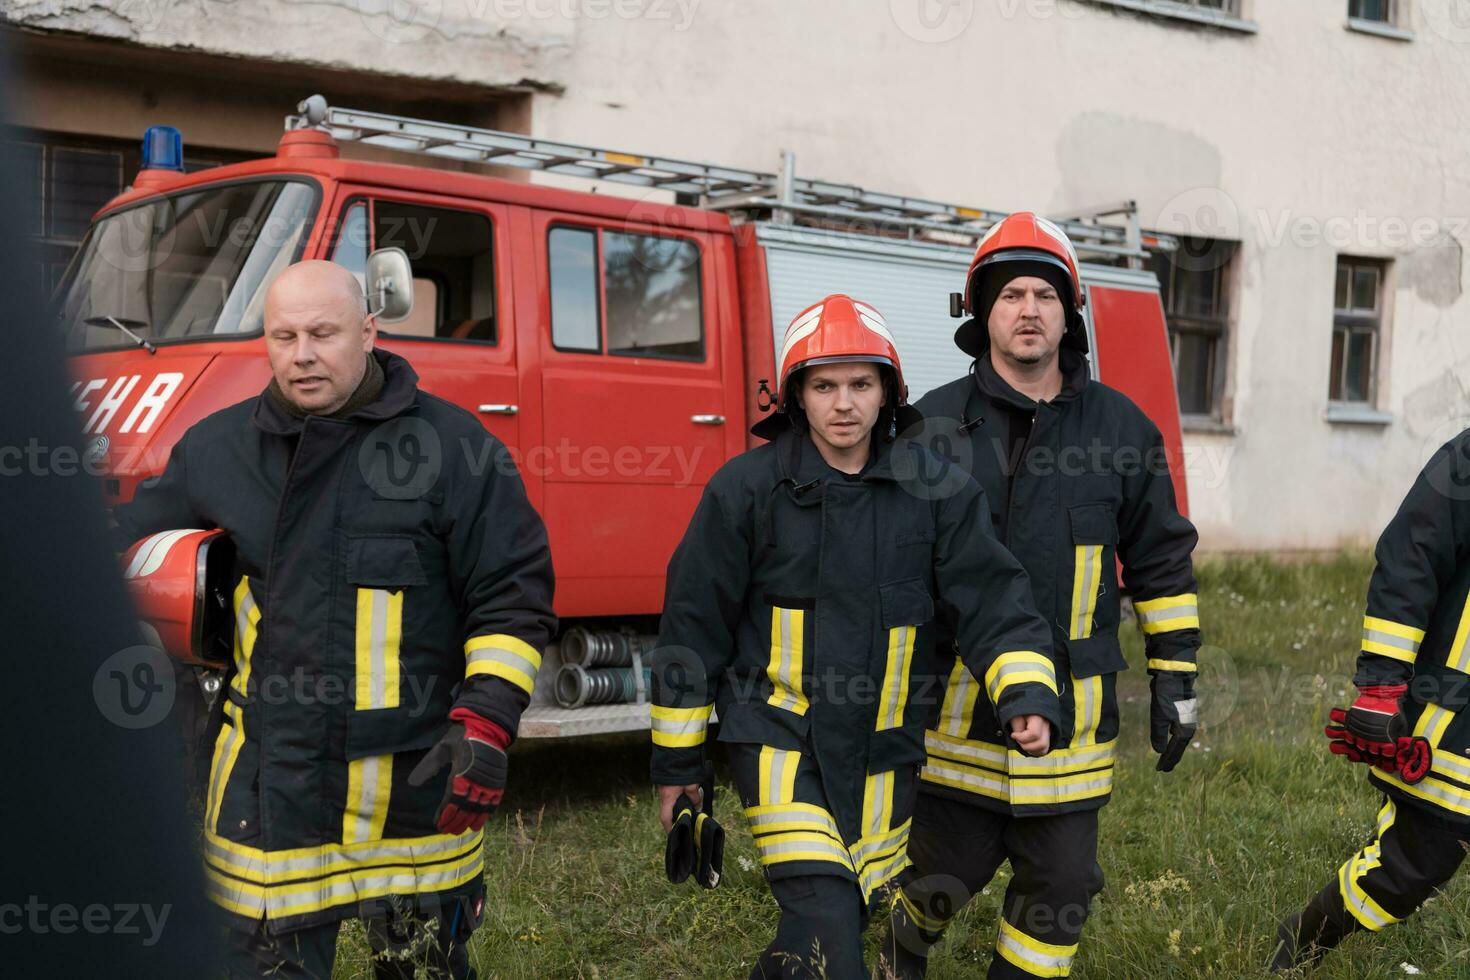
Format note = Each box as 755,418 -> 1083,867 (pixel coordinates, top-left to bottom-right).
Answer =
0,35 -> 219,975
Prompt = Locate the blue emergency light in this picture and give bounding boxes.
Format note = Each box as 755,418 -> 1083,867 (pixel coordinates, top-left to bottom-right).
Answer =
141,126 -> 184,172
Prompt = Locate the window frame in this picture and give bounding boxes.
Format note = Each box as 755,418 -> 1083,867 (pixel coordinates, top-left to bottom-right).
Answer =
1329,256 -> 1387,408
1149,235 -> 1237,423
359,196 -> 501,347
545,221 -> 707,363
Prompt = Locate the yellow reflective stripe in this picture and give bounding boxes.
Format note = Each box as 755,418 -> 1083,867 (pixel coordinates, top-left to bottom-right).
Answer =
1146,659 -> 1197,673
1414,703 -> 1455,745
1362,615 -> 1426,662
985,651 -> 1057,704
1070,674 -> 1103,747
1135,593 -> 1200,634
649,703 -> 713,748
1449,591 -> 1470,674
204,831 -> 484,921
464,634 -> 541,695
753,832 -> 855,869
899,888 -> 952,933
922,731 -> 1116,805
877,625 -> 916,730
938,658 -> 980,738
857,838 -> 911,899
1337,802 -> 1400,933
745,802 -> 843,841
758,746 -> 800,805
1069,545 -> 1104,640
208,577 -> 260,833
996,919 -> 1078,977
862,770 -> 895,839
231,576 -> 261,698
851,818 -> 909,872
342,754 -> 393,845
766,606 -> 810,715
354,589 -> 403,710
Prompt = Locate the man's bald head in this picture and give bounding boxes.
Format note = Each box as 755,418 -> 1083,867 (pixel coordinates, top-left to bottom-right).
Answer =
264,261 -> 377,415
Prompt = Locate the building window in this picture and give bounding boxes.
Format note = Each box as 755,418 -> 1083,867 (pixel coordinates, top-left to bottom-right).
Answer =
1349,0 -> 1393,22
1150,237 -> 1236,419
1331,257 -> 1386,405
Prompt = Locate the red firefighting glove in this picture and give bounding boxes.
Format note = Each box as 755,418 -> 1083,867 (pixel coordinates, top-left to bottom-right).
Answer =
1150,670 -> 1197,773
1325,685 -> 1432,783
408,709 -> 510,834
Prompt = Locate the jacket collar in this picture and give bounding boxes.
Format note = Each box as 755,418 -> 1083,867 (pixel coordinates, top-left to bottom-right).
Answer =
253,349 -> 419,436
972,347 -> 1089,413
774,427 -> 900,490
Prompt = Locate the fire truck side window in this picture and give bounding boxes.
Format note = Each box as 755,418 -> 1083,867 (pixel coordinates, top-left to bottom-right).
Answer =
547,225 -> 704,360
604,231 -> 703,360
371,201 -> 496,344
548,226 -> 600,352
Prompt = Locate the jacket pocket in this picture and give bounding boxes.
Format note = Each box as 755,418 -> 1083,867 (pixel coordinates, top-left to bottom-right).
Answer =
867,720 -> 926,773
1062,634 -> 1129,679
717,699 -> 810,751
875,578 -> 933,732
346,705 -> 444,761
1067,503 -> 1117,640
347,536 -> 426,713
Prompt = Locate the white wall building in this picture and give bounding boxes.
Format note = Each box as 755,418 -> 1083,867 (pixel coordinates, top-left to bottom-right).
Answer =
5,0 -> 1468,551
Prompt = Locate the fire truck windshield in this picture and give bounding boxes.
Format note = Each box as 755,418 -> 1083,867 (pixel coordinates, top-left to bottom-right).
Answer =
56,179 -> 318,352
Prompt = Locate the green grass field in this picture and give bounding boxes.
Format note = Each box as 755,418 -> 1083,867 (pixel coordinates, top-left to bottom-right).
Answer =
333,553 -> 1470,978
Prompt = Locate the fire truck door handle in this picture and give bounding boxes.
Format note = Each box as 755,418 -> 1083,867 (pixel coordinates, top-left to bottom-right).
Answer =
478,404 -> 519,416
691,415 -> 725,426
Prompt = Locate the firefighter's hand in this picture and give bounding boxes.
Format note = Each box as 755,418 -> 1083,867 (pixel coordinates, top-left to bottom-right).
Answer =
1150,670 -> 1198,773
1009,715 -> 1051,757
1325,684 -> 1431,783
658,782 -> 703,833
408,709 -> 509,835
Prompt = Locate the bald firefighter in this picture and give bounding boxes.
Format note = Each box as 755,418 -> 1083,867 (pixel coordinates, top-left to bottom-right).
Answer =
113,262 -> 556,978
649,295 -> 1060,979
882,213 -> 1203,979
1271,428 -> 1470,970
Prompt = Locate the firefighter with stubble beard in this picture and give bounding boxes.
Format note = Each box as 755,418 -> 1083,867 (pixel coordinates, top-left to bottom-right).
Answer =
649,295 -> 1060,979
881,214 -> 1203,980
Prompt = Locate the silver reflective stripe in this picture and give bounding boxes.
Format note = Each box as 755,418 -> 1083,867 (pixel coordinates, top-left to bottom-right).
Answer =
266,854 -> 482,918
348,755 -> 382,843
941,663 -> 976,738
998,929 -> 1074,973
920,762 -> 1008,796
1138,602 -> 1198,627
1011,774 -> 1113,803
765,750 -> 797,805
747,809 -> 841,839
1339,863 -> 1392,930
651,712 -> 708,738
467,645 -> 538,682
1175,698 -> 1199,725
369,590 -> 390,709
1008,744 -> 1116,773
757,836 -> 853,864
1363,628 -> 1421,655
205,829 -> 477,877
987,659 -> 1054,701
1074,546 -> 1100,638
880,627 -> 912,729
851,822 -> 908,867
865,770 -> 890,838
771,608 -> 803,711
206,723 -> 242,832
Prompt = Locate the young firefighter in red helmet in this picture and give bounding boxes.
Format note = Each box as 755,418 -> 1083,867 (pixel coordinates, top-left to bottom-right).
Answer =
1270,428 -> 1470,971
649,294 -> 1060,978
881,213 -> 1203,979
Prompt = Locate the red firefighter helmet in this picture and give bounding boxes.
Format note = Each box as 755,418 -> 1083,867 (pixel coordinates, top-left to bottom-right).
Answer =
954,211 -> 1088,357
751,294 -> 921,439
121,528 -> 235,665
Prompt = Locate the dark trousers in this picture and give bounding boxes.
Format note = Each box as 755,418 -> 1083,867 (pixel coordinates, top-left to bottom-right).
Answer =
222,892 -> 481,980
1278,797 -> 1469,968
883,794 -> 1103,979
751,874 -> 868,980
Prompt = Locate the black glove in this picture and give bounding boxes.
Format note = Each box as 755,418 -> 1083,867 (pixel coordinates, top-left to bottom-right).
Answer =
1150,670 -> 1197,773
665,767 -> 724,889
408,710 -> 508,834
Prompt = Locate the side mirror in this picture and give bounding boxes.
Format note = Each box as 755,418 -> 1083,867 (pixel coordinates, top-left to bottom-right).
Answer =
366,247 -> 414,323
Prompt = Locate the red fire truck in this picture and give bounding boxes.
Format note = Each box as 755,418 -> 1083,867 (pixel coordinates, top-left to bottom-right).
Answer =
59,96 -> 1187,738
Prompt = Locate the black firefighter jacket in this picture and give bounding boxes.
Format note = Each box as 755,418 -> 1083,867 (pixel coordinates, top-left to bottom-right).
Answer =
114,349 -> 556,931
912,346 -> 1201,817
1352,427 -> 1470,826
649,428 -> 1057,903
